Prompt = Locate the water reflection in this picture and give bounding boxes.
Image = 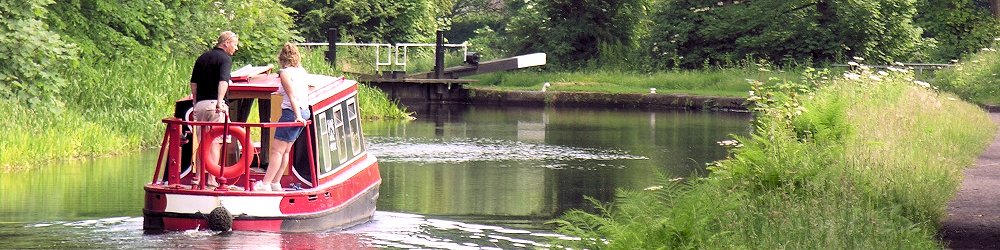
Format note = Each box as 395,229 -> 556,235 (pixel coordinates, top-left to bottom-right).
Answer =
367,104 -> 750,229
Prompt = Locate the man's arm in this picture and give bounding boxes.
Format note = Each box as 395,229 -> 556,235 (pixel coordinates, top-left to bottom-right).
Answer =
215,80 -> 228,113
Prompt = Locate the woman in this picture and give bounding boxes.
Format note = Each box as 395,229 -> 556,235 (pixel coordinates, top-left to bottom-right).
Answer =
257,43 -> 310,192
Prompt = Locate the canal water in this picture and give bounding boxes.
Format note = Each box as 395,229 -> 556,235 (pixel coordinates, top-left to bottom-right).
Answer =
0,104 -> 749,249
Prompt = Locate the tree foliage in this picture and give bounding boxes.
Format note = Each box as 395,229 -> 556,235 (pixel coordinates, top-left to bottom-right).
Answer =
0,0 -> 77,108
44,0 -> 295,65
222,0 -> 299,64
0,0 -> 295,108
648,0 -> 922,68
915,0 -> 1000,61
284,0 -> 443,43
505,0 -> 651,69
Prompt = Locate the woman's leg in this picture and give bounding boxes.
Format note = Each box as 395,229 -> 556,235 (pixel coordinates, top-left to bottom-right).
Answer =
263,140 -> 293,186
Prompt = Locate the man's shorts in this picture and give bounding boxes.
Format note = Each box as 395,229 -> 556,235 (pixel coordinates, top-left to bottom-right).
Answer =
193,100 -> 228,143
193,100 -> 226,123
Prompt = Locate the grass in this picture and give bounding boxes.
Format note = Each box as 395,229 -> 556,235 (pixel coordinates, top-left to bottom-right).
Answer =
466,68 -> 803,98
930,48 -> 1000,105
0,48 -> 409,171
552,66 -> 995,248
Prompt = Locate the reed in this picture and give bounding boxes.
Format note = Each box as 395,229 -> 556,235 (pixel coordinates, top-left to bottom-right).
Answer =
552,66 -> 995,248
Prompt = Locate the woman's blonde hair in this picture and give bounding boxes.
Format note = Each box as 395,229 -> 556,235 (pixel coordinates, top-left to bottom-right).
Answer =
278,42 -> 301,68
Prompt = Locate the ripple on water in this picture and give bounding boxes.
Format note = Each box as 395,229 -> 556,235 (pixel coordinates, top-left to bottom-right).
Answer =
9,212 -> 577,249
367,137 -> 647,167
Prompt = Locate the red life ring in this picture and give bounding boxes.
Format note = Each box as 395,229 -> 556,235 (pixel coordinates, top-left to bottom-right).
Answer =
199,126 -> 252,179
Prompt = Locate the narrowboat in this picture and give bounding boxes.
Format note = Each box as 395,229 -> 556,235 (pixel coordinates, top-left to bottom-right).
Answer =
143,65 -> 381,232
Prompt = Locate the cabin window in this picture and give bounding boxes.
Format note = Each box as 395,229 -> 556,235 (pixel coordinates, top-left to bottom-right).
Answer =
315,106 -> 342,174
347,98 -> 363,155
333,107 -> 348,163
314,110 -> 328,172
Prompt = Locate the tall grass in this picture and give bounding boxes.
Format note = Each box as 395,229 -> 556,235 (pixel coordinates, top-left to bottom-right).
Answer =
0,55 -> 190,170
931,48 -> 1000,105
552,66 -> 995,248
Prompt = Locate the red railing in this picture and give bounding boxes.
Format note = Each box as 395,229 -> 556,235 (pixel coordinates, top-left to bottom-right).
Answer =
152,118 -> 315,191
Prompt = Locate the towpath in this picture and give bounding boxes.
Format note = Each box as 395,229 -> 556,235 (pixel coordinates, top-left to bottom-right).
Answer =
940,112 -> 1000,249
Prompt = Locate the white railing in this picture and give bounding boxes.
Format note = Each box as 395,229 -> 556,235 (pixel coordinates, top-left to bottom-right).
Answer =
299,42 -> 469,72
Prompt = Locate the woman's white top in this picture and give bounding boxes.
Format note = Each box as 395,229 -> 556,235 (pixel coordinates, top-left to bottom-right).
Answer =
276,66 -> 308,110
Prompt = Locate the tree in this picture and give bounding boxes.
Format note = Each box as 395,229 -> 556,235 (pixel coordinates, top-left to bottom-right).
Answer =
284,0 -> 442,43
915,0 -> 1000,61
649,0 -> 922,68
506,0 -> 652,69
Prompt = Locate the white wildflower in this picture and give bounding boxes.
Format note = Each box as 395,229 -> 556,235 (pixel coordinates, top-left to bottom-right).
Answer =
843,72 -> 861,80
847,61 -> 859,66
717,139 -> 742,148
913,80 -> 930,88
644,186 -> 663,191
878,71 -> 888,76
868,75 -> 881,81
981,48 -> 997,52
852,56 -> 865,61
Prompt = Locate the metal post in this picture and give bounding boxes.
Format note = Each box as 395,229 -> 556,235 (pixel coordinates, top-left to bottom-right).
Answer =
326,28 -> 339,69
434,30 -> 444,79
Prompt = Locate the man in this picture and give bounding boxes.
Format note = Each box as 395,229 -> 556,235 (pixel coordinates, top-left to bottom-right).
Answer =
189,31 -> 239,189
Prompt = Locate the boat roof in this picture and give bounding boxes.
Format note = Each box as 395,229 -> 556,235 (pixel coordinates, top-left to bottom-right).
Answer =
227,65 -> 353,101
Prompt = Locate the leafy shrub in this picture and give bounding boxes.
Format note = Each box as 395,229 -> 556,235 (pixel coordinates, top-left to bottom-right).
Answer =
0,0 -> 78,108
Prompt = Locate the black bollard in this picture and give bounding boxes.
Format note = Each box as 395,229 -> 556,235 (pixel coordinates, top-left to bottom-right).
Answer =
326,28 -> 339,69
434,30 -> 444,79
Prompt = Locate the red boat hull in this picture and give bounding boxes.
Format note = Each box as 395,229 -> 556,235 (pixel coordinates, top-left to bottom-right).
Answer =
143,158 -> 380,232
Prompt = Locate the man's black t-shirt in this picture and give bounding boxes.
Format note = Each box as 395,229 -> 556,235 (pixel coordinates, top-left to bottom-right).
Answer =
190,48 -> 232,102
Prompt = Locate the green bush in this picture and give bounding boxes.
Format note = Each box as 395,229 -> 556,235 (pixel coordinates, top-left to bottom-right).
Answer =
0,0 -> 78,108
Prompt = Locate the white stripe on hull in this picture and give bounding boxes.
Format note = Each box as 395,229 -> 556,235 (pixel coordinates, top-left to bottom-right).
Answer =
164,194 -> 284,216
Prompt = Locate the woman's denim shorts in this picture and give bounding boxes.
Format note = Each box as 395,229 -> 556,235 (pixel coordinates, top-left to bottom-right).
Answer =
274,108 -> 310,142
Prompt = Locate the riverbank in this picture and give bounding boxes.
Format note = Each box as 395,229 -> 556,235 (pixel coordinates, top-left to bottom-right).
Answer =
550,67 -> 995,248
468,88 -> 746,111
